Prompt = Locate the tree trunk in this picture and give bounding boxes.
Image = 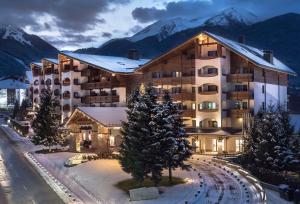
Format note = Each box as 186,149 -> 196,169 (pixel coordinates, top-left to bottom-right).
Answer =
49,144 -> 52,152
168,165 -> 172,184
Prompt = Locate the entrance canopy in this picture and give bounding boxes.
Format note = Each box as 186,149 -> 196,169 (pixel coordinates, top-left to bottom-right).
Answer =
65,107 -> 127,127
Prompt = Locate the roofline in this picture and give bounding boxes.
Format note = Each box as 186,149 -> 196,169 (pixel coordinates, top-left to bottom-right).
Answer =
43,58 -> 58,65
60,52 -> 138,75
135,31 -> 296,76
30,62 -> 42,68
65,107 -> 118,127
203,32 -> 297,76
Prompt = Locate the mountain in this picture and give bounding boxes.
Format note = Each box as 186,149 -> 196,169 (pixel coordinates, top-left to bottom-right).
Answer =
0,25 -> 58,78
126,7 -> 258,42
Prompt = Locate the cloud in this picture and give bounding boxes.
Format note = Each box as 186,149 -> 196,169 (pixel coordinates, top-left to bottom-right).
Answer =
132,0 -> 300,23
132,0 -> 215,23
0,0 -> 131,32
102,32 -> 112,38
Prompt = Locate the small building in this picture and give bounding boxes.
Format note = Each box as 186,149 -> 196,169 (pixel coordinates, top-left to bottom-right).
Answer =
0,77 -> 29,109
65,107 -> 126,154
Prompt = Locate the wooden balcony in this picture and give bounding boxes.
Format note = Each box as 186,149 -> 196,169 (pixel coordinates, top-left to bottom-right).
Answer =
198,108 -> 218,112
169,92 -> 195,101
81,80 -> 121,90
198,90 -> 218,95
152,76 -> 195,85
181,109 -> 196,118
228,91 -> 253,100
81,95 -> 120,104
230,109 -> 253,117
227,73 -> 253,83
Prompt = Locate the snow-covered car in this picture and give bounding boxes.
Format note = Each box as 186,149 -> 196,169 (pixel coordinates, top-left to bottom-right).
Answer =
64,153 -> 98,167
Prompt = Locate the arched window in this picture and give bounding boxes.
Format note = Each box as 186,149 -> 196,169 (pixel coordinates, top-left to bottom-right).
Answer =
54,89 -> 60,96
199,118 -> 218,129
198,84 -> 218,94
34,80 -> 39,85
63,91 -> 70,99
63,78 -> 70,86
198,66 -> 218,77
45,79 -> 51,85
54,78 -> 60,85
63,104 -> 70,112
34,89 -> 39,94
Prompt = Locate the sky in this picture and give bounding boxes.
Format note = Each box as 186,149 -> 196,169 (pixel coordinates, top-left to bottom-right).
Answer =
1,0 -> 300,50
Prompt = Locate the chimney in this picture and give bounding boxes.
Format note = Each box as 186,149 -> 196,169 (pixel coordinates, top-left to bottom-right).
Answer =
238,35 -> 245,44
263,50 -> 274,64
128,49 -> 139,60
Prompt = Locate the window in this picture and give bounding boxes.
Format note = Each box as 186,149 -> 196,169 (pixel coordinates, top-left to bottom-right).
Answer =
262,85 -> 265,94
171,87 -> 181,94
192,103 -> 196,110
152,72 -> 161,78
192,120 -> 196,128
109,136 -> 115,146
208,50 -> 218,57
235,84 -> 248,91
234,101 -> 248,109
198,102 -> 217,110
236,139 -> 244,152
192,87 -> 195,93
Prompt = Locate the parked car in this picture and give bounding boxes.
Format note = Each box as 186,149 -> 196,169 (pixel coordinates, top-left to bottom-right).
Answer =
64,153 -> 98,167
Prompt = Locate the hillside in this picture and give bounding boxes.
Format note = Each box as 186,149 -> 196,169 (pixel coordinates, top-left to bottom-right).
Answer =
0,25 -> 58,77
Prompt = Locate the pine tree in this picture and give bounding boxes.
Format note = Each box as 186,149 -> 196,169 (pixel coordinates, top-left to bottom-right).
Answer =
153,90 -> 192,183
12,100 -> 20,119
119,88 -> 153,185
31,88 -> 64,152
244,105 -> 296,172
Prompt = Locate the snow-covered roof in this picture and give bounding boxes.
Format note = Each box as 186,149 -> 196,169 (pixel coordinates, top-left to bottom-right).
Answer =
26,71 -> 33,83
67,107 -> 127,127
44,58 -> 58,64
31,62 -> 42,67
61,52 -> 150,74
0,79 -> 28,89
205,32 -> 296,75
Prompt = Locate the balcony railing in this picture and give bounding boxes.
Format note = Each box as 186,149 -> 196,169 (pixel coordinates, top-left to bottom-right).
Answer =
198,108 -> 218,112
228,91 -> 254,100
168,92 -> 195,101
181,109 -> 196,118
227,73 -> 253,83
152,76 -> 195,85
81,95 -> 120,104
81,80 -> 120,89
230,108 -> 253,117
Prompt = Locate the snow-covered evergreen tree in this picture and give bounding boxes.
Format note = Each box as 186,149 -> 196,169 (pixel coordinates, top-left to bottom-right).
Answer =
244,105 -> 296,172
18,99 -> 29,120
153,90 -> 192,183
119,88 -> 155,185
31,88 -> 64,152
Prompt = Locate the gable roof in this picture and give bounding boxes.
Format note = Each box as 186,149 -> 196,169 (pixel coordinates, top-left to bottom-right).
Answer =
66,107 -> 127,127
43,58 -> 58,65
205,32 -> 296,75
30,62 -> 42,68
61,52 -> 150,74
136,31 -> 296,75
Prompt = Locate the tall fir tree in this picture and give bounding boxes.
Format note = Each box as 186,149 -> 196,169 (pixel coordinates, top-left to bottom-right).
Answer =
119,88 -> 154,185
153,90 -> 192,183
244,105 -> 296,172
31,88 -> 64,152
18,99 -> 29,120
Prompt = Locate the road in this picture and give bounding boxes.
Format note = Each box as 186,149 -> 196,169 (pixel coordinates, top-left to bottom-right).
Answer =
0,127 -> 64,204
188,155 -> 261,204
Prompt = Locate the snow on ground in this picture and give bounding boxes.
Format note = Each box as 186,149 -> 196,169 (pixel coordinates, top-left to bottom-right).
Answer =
33,152 -> 201,204
265,189 -> 293,204
0,123 -> 293,204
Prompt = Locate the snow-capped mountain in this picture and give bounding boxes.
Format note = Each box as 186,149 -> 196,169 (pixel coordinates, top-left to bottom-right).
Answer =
0,25 -> 32,46
128,7 -> 259,42
0,24 -> 58,77
128,17 -> 205,42
203,7 -> 258,26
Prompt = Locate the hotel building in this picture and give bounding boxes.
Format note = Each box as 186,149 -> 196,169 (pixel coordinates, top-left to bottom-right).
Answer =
31,31 -> 296,154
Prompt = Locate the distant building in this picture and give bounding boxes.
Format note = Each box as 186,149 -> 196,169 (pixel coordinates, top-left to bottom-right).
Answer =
0,77 -> 29,109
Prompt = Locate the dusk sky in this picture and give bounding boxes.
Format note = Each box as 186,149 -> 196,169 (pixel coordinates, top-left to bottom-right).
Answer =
1,0 -> 300,50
